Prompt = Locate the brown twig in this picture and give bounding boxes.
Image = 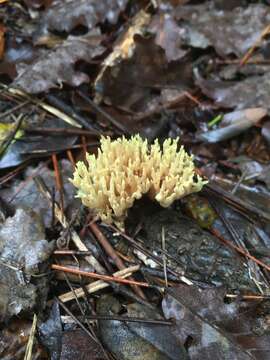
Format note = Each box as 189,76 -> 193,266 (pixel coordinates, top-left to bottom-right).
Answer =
89,222 -> 147,300
58,265 -> 141,303
240,24 -> 270,66
81,135 -> 88,159
52,263 -> 150,287
25,126 -> 100,137
51,153 -> 64,213
225,294 -> 270,300
205,182 -> 270,222
66,149 -> 75,168
0,160 -> 30,186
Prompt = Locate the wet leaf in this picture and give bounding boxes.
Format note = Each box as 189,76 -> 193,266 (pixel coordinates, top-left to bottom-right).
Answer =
175,3 -> 270,57
197,108 -> 267,143
196,72 -> 270,113
0,159 -> 76,227
39,0 -> 128,33
141,209 -> 256,291
0,208 -> 53,321
149,13 -> 187,62
60,329 -> 106,360
39,301 -> 62,360
95,10 -> 192,110
95,35 -> 192,111
97,294 -> 188,360
230,156 -> 270,190
13,30 -> 104,94
163,285 -> 270,360
0,119 -> 77,169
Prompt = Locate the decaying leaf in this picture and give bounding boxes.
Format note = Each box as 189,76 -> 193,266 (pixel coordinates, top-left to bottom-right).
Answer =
0,208 -> 53,321
0,318 -> 44,359
39,0 -> 129,33
0,160 -> 76,227
95,10 -> 151,102
148,13 -> 187,62
196,72 -> 270,113
163,285 -> 270,360
175,3 -> 270,57
61,329 -> 106,360
95,9 -> 192,110
13,30 -> 104,94
97,294 -> 188,360
141,209 -> 257,291
96,35 -> 192,110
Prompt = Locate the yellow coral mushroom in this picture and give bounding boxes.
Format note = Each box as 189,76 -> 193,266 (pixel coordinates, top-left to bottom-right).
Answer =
71,135 -> 207,229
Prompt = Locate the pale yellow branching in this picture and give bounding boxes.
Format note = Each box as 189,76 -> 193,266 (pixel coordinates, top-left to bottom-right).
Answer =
71,135 -> 207,229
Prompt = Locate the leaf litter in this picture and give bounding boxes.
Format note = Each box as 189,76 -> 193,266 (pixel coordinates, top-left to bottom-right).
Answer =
1,0 -> 270,359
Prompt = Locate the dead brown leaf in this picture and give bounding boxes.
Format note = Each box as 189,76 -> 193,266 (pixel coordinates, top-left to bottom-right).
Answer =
175,3 -> 270,57
13,30 -> 104,93
39,0 -> 129,33
196,71 -> 270,113
163,285 -> 270,360
149,13 -> 187,62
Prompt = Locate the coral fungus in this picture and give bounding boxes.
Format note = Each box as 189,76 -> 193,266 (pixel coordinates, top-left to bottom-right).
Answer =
71,135 -> 207,229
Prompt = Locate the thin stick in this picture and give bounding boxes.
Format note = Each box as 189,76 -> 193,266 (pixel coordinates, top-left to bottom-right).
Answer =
25,127 -> 100,137
35,176 -> 105,274
52,153 -> 64,214
58,265 -> 140,303
52,263 -> 150,287
23,314 -> 37,360
225,294 -> 270,300
0,100 -> 29,121
161,226 -> 168,288
240,24 -> 270,66
66,149 -> 76,168
89,222 -> 147,299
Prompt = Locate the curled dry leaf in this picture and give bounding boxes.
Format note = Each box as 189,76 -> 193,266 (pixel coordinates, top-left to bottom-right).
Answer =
175,3 -> 270,57
0,209 -> 53,321
97,294 -> 188,360
196,72 -> 270,113
13,30 -> 104,94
